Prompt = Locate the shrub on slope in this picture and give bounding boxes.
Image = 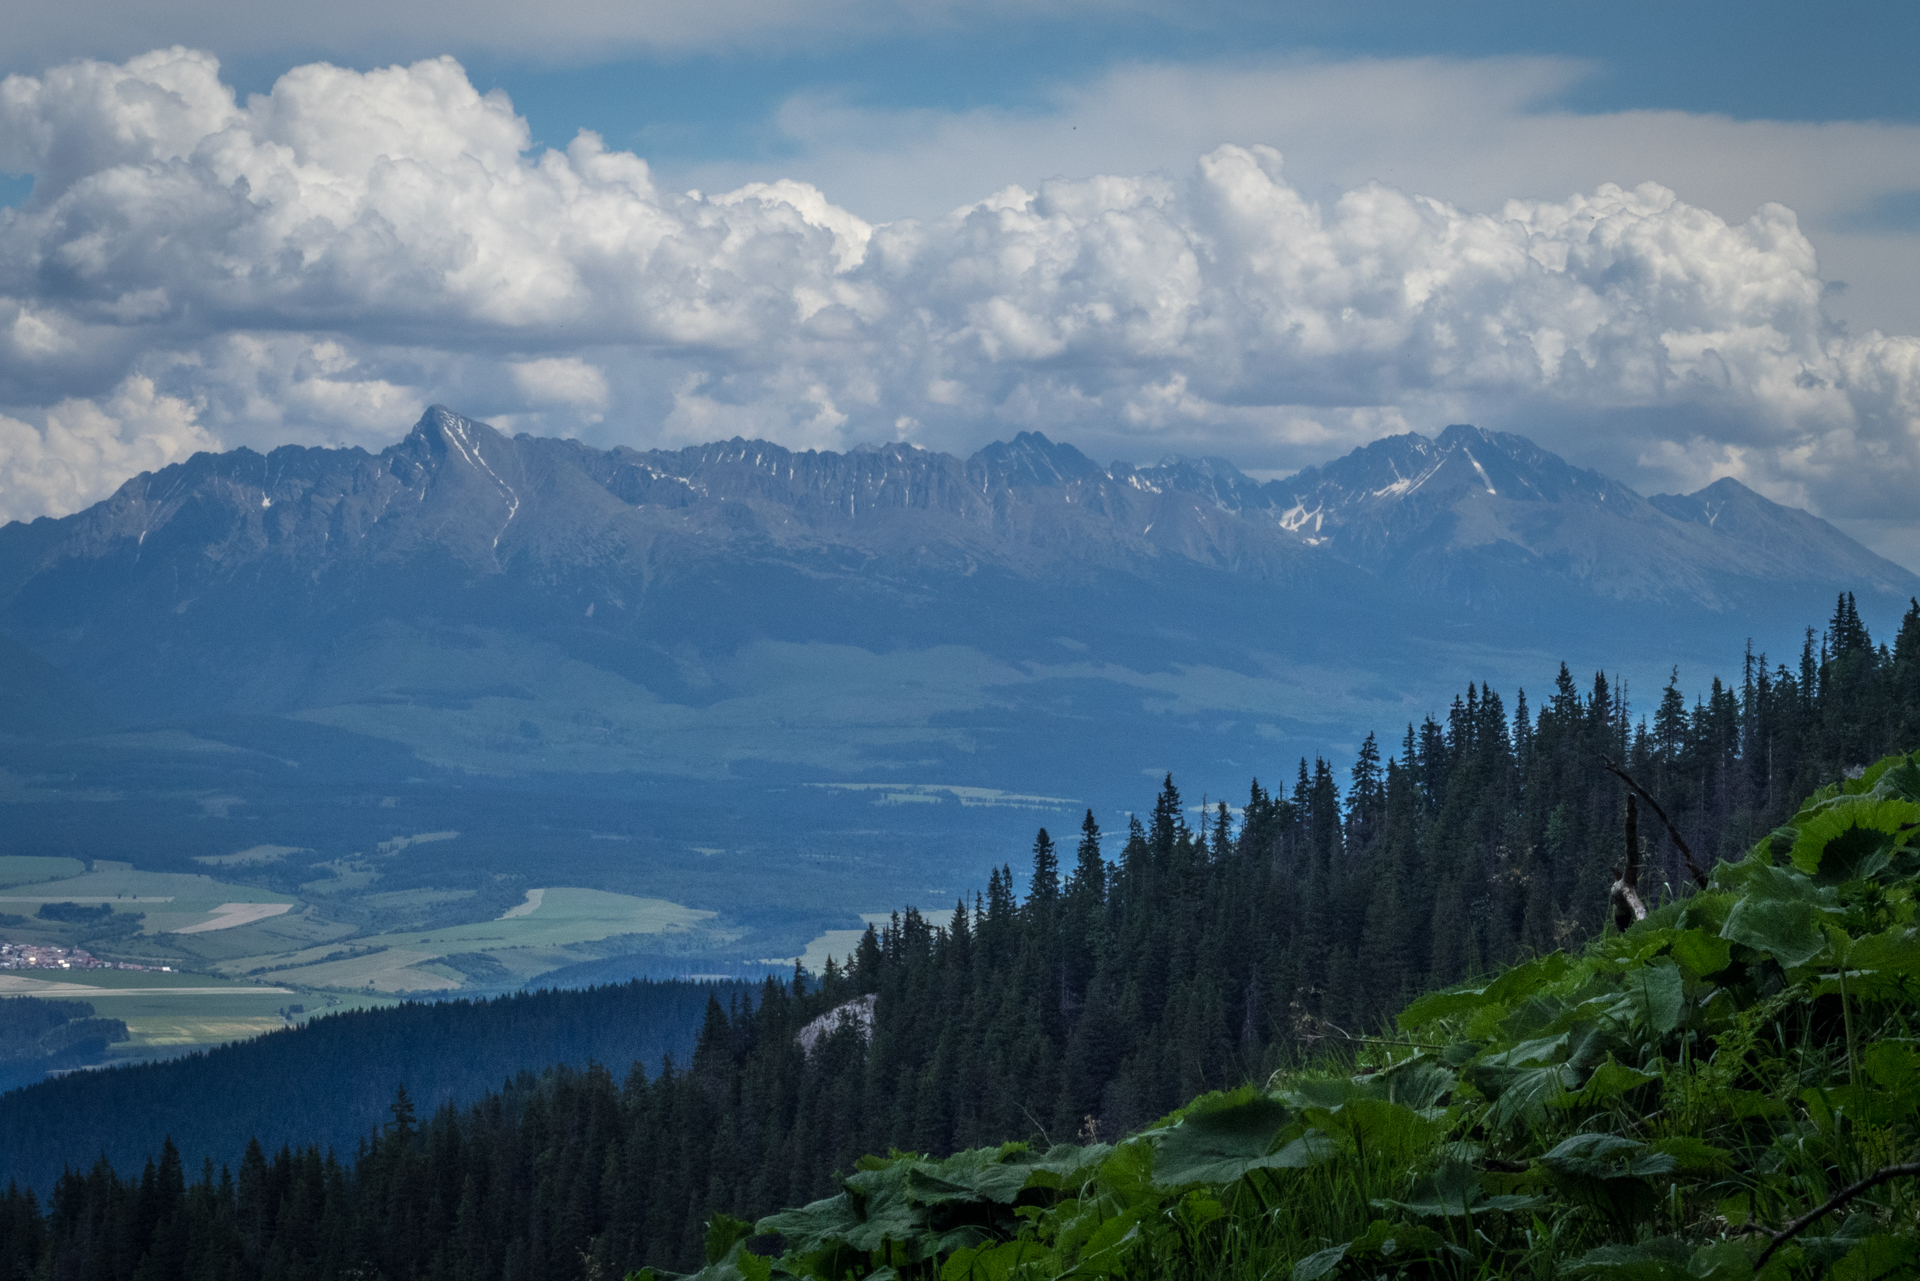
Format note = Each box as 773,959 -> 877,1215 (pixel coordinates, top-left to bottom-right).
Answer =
669,751 -> 1920,1280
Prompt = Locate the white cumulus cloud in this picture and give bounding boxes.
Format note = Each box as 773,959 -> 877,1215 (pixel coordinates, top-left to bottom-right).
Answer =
0,376 -> 218,524
0,49 -> 1917,567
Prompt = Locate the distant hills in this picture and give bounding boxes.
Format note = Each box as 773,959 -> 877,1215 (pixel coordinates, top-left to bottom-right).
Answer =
0,410 -> 1911,977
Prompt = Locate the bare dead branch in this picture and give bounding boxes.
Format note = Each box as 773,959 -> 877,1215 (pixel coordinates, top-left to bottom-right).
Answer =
1754,1160 -> 1920,1269
1611,793 -> 1648,932
1602,757 -> 1712,889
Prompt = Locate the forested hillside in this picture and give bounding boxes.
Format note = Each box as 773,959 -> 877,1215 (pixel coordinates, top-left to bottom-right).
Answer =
675,743 -> 1920,1279
3,594 -> 1917,1279
0,980 -> 749,1195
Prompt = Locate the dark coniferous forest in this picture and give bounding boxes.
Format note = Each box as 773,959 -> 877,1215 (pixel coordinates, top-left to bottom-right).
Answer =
5,594 -> 1920,1280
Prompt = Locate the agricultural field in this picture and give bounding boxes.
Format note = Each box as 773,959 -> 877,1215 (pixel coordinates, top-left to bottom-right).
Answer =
0,859 -> 295,936
0,838 -> 739,1069
0,968 -> 390,1061
219,887 -> 731,991
0,857 -> 86,888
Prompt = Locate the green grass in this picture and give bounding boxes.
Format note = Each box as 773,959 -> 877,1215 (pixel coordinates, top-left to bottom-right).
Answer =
0,855 -> 85,888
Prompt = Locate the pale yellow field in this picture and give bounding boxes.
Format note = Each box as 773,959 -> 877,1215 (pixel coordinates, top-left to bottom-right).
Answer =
0,860 -> 295,933
220,887 -> 730,991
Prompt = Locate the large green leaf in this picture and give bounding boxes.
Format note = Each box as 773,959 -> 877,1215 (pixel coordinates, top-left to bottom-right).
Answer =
1370,1159 -> 1544,1218
1719,865 -> 1841,967
1566,1058 -> 1657,1106
755,1194 -> 861,1256
1541,1133 -> 1676,1180
1788,795 -> 1920,879
1627,959 -> 1686,1035
1151,1093 -> 1297,1187
1291,1245 -> 1347,1281
1561,1237 -> 1693,1279
1478,1063 -> 1580,1131
1669,928 -> 1732,978
1396,984 -> 1493,1030
939,1239 -> 1054,1281
1482,951 -> 1576,1006
1374,1057 -> 1456,1111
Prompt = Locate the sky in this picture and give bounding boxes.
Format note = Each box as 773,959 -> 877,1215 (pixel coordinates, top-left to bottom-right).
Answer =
2,0 -> 1919,565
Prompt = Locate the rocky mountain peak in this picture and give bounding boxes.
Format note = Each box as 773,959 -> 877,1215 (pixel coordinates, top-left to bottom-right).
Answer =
964,431 -> 1102,489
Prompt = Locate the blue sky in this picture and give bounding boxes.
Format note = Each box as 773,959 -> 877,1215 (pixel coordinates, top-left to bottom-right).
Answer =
2,0 -> 1919,565
480,1 -> 1917,153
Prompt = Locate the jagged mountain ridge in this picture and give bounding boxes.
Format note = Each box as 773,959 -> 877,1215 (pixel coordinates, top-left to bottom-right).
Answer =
0,407 -> 1911,750
6,408 -> 1897,603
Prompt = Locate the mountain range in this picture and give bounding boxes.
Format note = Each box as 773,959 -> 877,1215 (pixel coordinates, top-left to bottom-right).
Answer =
0,410 -> 1912,975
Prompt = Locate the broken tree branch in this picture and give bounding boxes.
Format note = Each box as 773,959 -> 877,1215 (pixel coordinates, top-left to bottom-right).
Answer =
1753,1160 -> 1920,1269
1601,757 -> 1712,889
1611,793 -> 1647,933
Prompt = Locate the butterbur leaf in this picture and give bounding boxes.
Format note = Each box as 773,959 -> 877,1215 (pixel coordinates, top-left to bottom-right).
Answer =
1828,1234 -> 1917,1280
1151,1093 -> 1295,1186
754,1195 -> 860,1256
1072,1206 -> 1148,1275
1482,951 -> 1575,1006
1865,753 -> 1920,801
1720,866 -> 1840,967
704,1215 -> 754,1266
1798,1214 -> 1888,1269
1542,1132 -> 1676,1180
1562,1237 -> 1693,1279
682,1241 -> 773,1281
1371,1158 -> 1547,1219
1543,1134 -> 1673,1229
1476,1062 -> 1579,1131
1788,796 -> 1920,879
1269,1132 -> 1337,1168
1396,985 -> 1492,1029
1627,960 -> 1686,1035
1286,1078 -> 1374,1110
1173,1190 -> 1225,1231
1292,1245 -> 1347,1281
1375,1057 -> 1456,1111
1863,1039 -> 1920,1092
1570,1059 -> 1657,1104
1684,1241 -> 1754,1279
1669,928 -> 1732,978
1372,1158 -> 1480,1217
940,1240 -> 1052,1281
1314,1097 -> 1439,1158
1809,826 -> 1894,886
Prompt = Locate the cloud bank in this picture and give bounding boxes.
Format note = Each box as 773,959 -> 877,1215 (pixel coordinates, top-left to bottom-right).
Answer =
1,49 -> 1917,566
